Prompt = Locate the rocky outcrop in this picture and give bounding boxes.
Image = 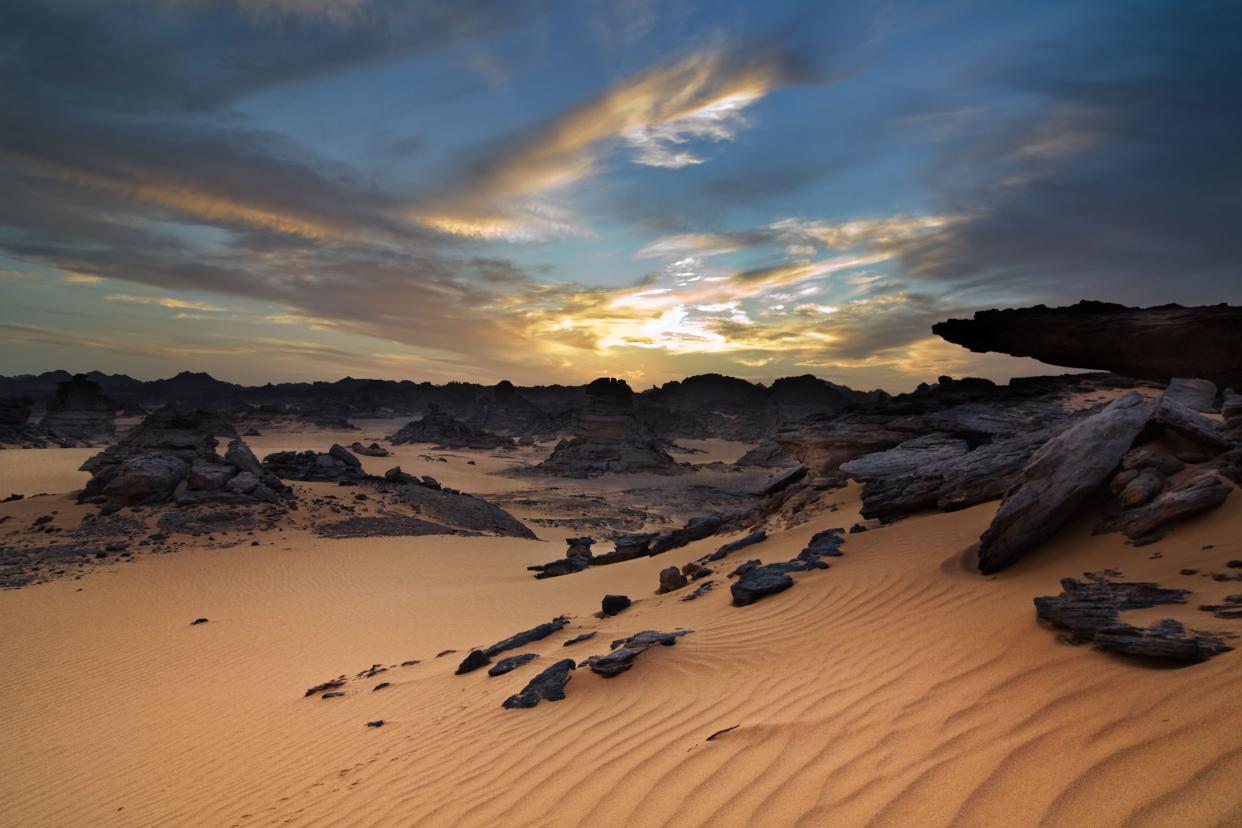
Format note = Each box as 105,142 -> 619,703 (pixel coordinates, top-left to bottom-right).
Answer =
581,630 -> 688,677
78,410 -> 288,508
389,404 -> 515,450
536,378 -> 685,477
40,374 -> 115,439
1034,573 -> 1231,662
262,444 -> 366,482
976,392 -> 1157,574
502,659 -> 576,709
933,302 -> 1242,388
1153,395 -> 1234,454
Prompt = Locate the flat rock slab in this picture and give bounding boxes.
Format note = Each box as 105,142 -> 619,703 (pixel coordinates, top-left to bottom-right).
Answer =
1034,573 -> 1231,662
488,653 -> 538,677
582,630 -> 688,677
977,391 -> 1157,574
502,659 -> 576,709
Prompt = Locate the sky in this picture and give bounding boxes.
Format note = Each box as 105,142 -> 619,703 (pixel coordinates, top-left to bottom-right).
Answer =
1,0 -> 1238,391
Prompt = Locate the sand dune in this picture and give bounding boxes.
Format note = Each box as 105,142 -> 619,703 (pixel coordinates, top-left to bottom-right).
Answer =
1,445 -> 1240,827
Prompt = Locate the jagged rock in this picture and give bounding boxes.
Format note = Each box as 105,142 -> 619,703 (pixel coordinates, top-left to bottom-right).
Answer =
502,659 -> 576,709
390,404 -> 515,450
1034,573 -> 1231,661
1200,594 -> 1242,620
350,441 -> 390,457
187,460 -> 234,491
459,615 -> 570,676
977,391 -> 1157,574
40,374 -> 115,439
657,565 -> 688,594
601,594 -> 631,616
487,653 -> 537,677
682,562 -> 712,580
1153,395 -> 1234,453
841,433 -> 970,479
681,581 -> 715,601
1165,378 -> 1219,413
933,301 -> 1242,388
582,630 -> 687,677
262,448 -> 366,482
706,530 -> 767,562
455,649 -> 492,675
1111,471 -> 1231,541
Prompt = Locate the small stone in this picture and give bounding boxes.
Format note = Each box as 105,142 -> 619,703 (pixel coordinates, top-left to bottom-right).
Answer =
601,594 -> 631,616
455,649 -> 492,675
322,692 -> 345,699
190,617 -> 209,625
373,682 -> 390,691
365,720 -> 384,728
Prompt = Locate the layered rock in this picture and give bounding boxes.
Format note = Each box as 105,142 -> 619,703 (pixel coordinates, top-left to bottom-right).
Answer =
1034,573 -> 1231,662
78,410 -> 287,507
389,404 -> 515,450
536,378 -> 685,477
40,374 -> 115,439
976,391 -> 1157,574
933,301 -> 1242,388
581,630 -> 688,677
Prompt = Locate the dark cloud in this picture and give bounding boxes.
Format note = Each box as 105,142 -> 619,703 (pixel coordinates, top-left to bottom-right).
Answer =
900,3 -> 1242,305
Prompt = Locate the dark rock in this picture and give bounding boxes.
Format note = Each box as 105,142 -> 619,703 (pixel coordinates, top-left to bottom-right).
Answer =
502,658 -> 576,709
1033,573 -> 1231,662
682,562 -> 712,580
488,653 -> 538,677
530,555 -> 591,579
1153,396 -> 1234,453
350,441 -> 390,457
680,580 -> 715,601
373,682 -> 390,691
1111,471 -> 1231,541
366,720 -> 384,727
322,692 -> 345,699
455,649 -> 492,675
40,374 -> 115,439
977,391 -> 1157,574
582,630 -> 688,677
601,594 -> 631,616
1115,468 -> 1167,508
650,514 -> 725,555
706,530 -> 767,562
594,532 -> 658,565
760,464 -> 808,496
305,676 -> 347,697
562,632 -> 597,646
849,523 -> 868,534
1165,378 -> 1219,413
481,615 -> 570,658
730,566 -> 794,606
657,565 -> 688,594
190,617 -> 208,625
933,302 -> 1242,388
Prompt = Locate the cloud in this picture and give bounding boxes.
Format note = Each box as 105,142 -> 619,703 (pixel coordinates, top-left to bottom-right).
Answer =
898,4 -> 1242,306
107,294 -> 230,312
417,44 -> 809,239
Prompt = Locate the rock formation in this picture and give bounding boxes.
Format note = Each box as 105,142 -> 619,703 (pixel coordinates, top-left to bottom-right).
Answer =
933,301 -> 1242,388
536,378 -> 685,477
456,616 -> 570,674
1034,573 -> 1231,662
40,374 -> 115,440
78,410 -> 288,508
389,404 -> 516,450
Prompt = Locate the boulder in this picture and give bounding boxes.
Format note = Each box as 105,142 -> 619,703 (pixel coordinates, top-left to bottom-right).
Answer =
976,391 -> 1157,574
101,455 -> 188,504
601,594 -> 631,616
657,565 -> 688,594
1153,396 -> 1234,453
1165,378 -> 1219,413
350,441 -> 390,457
187,460 -> 235,491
